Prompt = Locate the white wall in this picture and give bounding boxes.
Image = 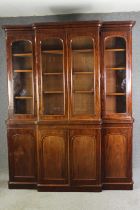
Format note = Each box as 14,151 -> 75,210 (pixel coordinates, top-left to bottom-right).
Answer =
0,0 -> 140,17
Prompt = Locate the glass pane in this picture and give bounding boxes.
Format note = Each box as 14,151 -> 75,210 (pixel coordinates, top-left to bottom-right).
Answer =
71,36 -> 94,115
105,37 -> 126,113
72,36 -> 93,49
73,93 -> 94,115
41,38 -> 64,115
105,37 -> 126,49
105,51 -> 126,69
73,74 -> 94,91
106,96 -> 126,113
72,37 -> 94,73
72,52 -> 93,73
43,75 -> 63,92
42,53 -> 63,73
14,99 -> 33,114
12,57 -> 32,70
106,70 -> 126,93
44,94 -> 64,115
12,40 -> 33,115
14,72 -> 33,96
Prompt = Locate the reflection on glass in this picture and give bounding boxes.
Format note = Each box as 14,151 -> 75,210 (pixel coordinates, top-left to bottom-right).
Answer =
12,40 -> 33,114
105,37 -> 126,113
14,73 -> 32,96
106,70 -> 126,94
41,38 -> 64,115
71,36 -> 94,115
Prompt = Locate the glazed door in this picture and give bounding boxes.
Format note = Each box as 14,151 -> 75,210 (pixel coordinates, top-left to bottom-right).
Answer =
38,127 -> 69,185
102,125 -> 132,185
7,31 -> 36,120
67,29 -> 100,121
70,128 -> 101,186
36,30 -> 68,120
8,126 -> 36,183
101,31 -> 132,120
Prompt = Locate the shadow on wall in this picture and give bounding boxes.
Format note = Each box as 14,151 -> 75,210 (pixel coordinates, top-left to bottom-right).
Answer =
47,4 -> 94,21
49,4 -> 93,14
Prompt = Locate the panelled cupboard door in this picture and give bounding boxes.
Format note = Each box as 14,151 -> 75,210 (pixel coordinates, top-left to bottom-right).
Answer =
6,31 -> 36,120
8,127 -> 37,183
102,126 -> 132,184
70,129 -> 101,186
35,30 -> 68,121
38,128 -> 68,185
67,28 -> 100,121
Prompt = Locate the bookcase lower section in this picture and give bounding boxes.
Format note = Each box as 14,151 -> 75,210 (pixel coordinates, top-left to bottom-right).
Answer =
7,122 -> 133,192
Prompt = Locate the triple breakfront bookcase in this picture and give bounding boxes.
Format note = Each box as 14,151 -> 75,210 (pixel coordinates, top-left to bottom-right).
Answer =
3,20 -> 135,191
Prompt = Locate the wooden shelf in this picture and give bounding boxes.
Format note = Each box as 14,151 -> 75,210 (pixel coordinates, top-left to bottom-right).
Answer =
72,49 -> 93,53
107,93 -> 126,96
73,71 -> 93,74
43,72 -> 63,75
73,90 -> 94,93
43,91 -> 64,94
13,53 -> 32,57
42,50 -> 63,54
14,69 -> 32,73
106,67 -> 126,70
14,96 -> 33,99
105,48 -> 126,52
